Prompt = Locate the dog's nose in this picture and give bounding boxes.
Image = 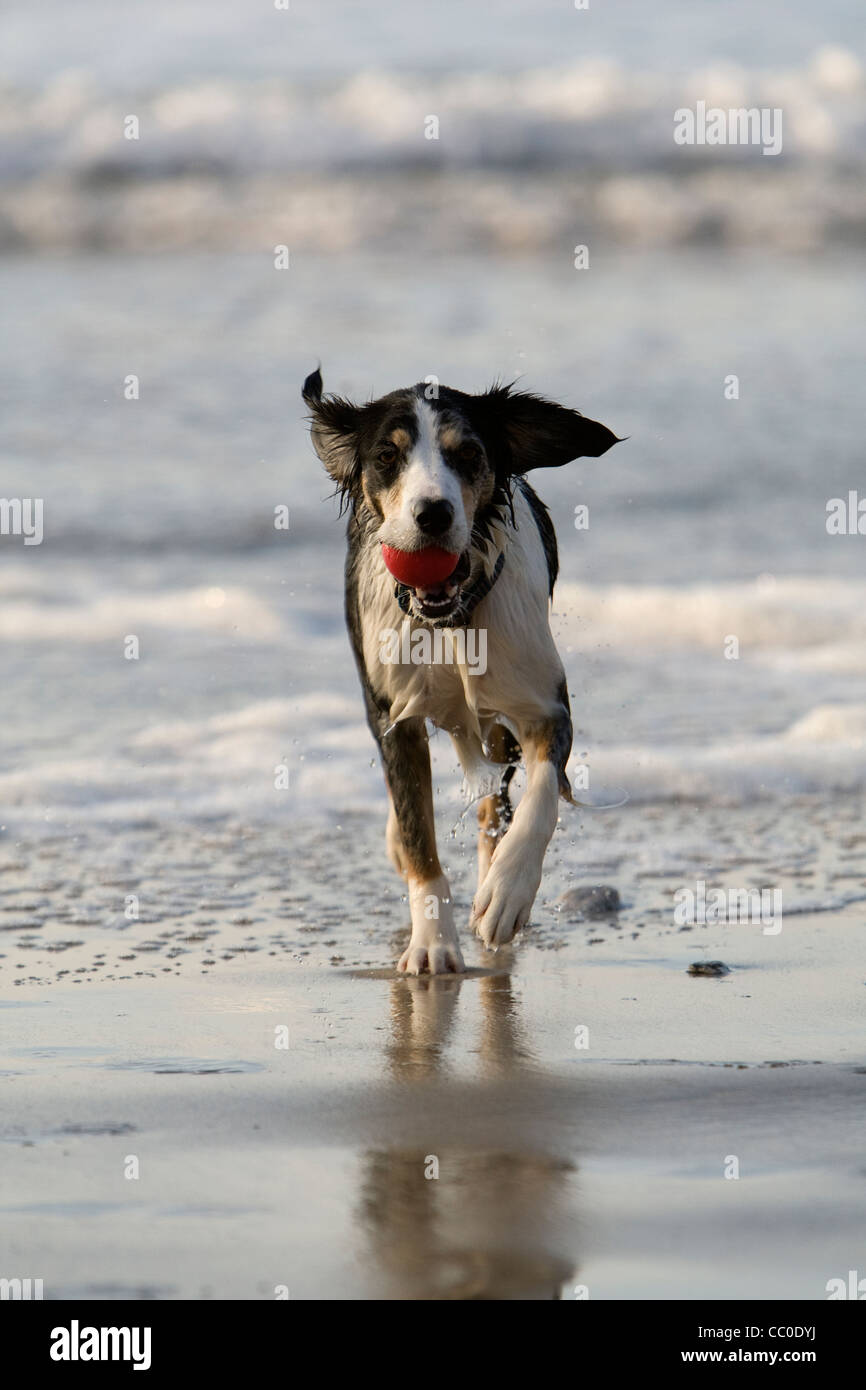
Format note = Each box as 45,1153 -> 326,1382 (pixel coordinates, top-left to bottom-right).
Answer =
413,497 -> 454,537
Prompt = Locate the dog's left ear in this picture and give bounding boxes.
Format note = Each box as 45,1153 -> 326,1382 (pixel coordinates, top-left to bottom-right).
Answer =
302,367 -> 363,495
479,386 -> 621,474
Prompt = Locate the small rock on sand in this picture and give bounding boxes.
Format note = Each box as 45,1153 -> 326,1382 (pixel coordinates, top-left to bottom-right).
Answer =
688,960 -> 731,977
559,885 -> 621,918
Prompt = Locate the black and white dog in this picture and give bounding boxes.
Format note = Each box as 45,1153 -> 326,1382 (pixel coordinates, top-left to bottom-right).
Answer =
303,368 -> 619,974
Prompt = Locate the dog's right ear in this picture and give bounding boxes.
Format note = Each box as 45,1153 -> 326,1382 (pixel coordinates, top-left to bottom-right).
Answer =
302,367 -> 362,496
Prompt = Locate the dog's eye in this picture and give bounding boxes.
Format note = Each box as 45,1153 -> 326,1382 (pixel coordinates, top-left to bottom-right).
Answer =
377,445 -> 399,466
457,441 -> 481,465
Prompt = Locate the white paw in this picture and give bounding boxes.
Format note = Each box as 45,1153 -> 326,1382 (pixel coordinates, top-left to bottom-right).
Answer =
399,874 -> 465,975
471,852 -> 540,949
398,933 -> 465,976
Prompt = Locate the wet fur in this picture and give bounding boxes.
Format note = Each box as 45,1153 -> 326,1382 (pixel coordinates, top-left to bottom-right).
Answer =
304,370 -> 619,974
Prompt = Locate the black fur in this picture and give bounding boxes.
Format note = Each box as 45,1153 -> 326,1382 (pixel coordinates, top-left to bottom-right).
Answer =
515,477 -> 559,596
304,377 -> 619,521
309,372 -> 612,792
344,513 -> 389,728
551,677 -> 574,802
304,369 -> 621,971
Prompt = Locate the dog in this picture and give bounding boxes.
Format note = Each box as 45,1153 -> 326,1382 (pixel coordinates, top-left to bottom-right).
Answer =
303,368 -> 619,974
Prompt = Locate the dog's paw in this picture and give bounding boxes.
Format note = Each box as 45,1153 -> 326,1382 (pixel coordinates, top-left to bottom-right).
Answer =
398,934 -> 465,976
471,855 -> 540,949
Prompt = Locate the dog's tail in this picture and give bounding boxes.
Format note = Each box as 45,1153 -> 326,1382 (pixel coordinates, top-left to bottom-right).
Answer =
557,763 -> 576,805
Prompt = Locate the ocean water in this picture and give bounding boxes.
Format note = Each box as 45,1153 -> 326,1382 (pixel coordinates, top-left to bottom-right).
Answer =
1,0 -> 864,915
2,246 -> 865,847
1,0 -> 865,252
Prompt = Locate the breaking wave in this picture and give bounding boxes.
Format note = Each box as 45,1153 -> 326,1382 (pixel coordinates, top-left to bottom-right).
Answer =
3,47 -> 866,251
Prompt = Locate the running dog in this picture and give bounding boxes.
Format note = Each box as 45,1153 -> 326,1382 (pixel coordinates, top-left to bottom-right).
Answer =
303,368 -> 619,974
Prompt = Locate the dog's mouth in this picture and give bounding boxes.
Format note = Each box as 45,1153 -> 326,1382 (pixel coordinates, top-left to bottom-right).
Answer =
404,552 -> 471,622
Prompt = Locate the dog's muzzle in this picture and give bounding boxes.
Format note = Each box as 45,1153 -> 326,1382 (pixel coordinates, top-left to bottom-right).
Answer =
393,550 -> 505,627
405,550 -> 471,622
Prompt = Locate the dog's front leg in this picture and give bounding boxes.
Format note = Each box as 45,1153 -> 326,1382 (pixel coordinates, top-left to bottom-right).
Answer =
379,718 -> 465,976
471,717 -> 566,950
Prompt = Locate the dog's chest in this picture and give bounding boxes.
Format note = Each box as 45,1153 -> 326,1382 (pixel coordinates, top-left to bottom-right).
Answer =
374,615 -> 485,727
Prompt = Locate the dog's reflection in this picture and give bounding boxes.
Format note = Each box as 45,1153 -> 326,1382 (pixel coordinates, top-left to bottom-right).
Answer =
358,971 -> 578,1300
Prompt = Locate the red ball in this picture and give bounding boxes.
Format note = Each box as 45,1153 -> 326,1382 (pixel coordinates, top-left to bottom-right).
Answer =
381,544 -> 459,588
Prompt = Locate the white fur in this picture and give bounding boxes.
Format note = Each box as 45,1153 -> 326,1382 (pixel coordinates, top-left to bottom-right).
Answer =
360,486 -> 565,746
376,399 -> 469,555
470,754 -> 559,948
360,484 -> 567,971
398,872 -> 464,975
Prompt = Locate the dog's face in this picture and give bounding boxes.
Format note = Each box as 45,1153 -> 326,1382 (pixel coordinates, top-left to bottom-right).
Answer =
304,369 -> 618,623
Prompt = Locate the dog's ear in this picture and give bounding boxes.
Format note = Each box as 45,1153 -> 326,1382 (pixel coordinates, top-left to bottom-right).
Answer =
302,367 -> 363,493
475,385 -> 620,474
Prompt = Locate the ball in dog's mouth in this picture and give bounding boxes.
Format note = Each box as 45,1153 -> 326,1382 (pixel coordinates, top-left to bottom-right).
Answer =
380,543 -> 458,587
381,544 -> 469,619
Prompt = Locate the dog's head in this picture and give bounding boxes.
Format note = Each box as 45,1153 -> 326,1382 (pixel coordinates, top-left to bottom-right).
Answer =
303,368 -> 619,623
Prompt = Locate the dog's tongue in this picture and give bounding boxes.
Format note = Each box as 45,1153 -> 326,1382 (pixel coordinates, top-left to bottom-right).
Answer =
381,544 -> 459,589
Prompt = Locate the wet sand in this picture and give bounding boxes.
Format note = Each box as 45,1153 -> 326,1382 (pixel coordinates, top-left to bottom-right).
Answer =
2,800 -> 864,1300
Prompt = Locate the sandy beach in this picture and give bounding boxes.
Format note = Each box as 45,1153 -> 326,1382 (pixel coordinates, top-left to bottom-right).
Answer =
3,797 -> 864,1300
